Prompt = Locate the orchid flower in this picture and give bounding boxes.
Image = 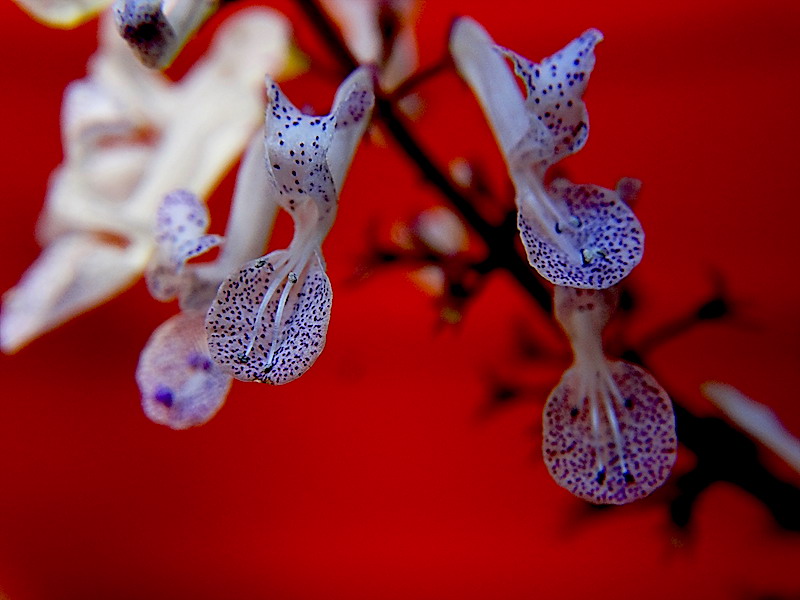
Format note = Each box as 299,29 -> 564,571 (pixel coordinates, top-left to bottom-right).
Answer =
320,0 -> 419,92
450,18 -> 644,290
113,0 -> 219,69
11,0 -> 111,27
138,132 -> 278,429
1,7 -> 291,354
543,286 -> 677,504
206,67 -> 375,384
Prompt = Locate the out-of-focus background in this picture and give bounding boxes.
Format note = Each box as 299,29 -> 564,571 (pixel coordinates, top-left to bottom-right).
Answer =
0,1 -> 798,598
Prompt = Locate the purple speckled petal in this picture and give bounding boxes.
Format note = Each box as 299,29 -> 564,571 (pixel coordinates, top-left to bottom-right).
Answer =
517,178 -> 644,289
500,29 -> 602,167
264,80 -> 337,221
137,310 -> 232,429
146,189 -> 222,302
264,68 -> 373,231
543,360 -> 677,505
154,189 -> 212,253
205,250 -> 332,384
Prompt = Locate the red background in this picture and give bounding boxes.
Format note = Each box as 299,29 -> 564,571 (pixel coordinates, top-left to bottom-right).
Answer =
1,1 -> 799,599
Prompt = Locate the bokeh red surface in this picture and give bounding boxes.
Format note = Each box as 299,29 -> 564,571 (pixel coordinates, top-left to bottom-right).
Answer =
1,1 -> 799,599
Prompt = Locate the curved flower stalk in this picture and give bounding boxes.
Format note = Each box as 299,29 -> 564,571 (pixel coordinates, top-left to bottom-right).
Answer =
113,0 -> 219,69
1,8 -> 291,354
320,0 -> 419,92
206,67 -> 375,384
138,133 -> 278,429
450,17 -> 644,290
11,0 -> 111,27
543,286 -> 677,504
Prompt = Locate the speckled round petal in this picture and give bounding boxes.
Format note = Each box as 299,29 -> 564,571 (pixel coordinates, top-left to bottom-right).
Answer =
499,29 -> 602,164
136,310 -> 232,430
542,361 -> 677,505
205,250 -> 332,384
517,178 -> 644,289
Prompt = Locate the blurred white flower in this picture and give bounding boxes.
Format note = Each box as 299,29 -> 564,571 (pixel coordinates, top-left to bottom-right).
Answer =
138,132 -> 279,429
320,0 -> 418,92
11,0 -> 111,27
113,0 -> 219,68
1,7 -> 292,353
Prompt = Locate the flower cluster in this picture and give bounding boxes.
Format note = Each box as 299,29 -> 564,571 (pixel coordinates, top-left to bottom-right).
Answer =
6,0 -> 683,504
451,18 -> 676,503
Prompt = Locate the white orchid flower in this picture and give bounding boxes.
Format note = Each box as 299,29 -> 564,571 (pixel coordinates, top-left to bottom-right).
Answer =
206,67 -> 375,385
138,133 -> 278,429
320,0 -> 418,92
113,0 -> 219,69
543,285 -> 677,504
1,7 -> 292,354
11,0 -> 111,27
450,18 -> 644,290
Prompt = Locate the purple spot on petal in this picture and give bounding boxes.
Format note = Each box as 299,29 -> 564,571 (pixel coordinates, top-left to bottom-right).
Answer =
188,352 -> 212,371
154,385 -> 174,407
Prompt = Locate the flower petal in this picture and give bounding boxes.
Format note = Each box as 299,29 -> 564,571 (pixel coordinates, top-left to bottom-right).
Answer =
137,310 -> 231,429
11,0 -> 110,28
449,17 -> 528,159
500,29 -> 602,166
1,232 -> 150,353
264,81 -> 337,221
517,178 -> 644,289
113,0 -> 219,69
264,67 -> 373,230
702,382 -> 800,475
212,129 -> 278,277
145,190 -> 222,303
326,66 -> 375,192
320,0 -> 419,92
205,250 -> 332,384
543,361 -> 677,504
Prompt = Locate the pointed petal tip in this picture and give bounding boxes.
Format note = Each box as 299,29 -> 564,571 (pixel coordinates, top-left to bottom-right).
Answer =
113,0 -> 176,69
449,15 -> 485,44
0,307 -> 35,355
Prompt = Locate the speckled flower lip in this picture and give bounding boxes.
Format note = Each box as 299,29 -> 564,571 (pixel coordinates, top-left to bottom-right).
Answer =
205,67 -> 375,385
450,18 -> 644,290
543,286 -> 677,504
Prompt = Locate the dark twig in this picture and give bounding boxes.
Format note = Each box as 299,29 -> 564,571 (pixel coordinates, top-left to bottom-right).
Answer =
385,55 -> 453,101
